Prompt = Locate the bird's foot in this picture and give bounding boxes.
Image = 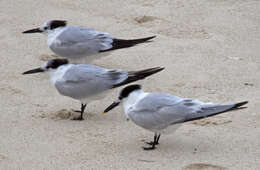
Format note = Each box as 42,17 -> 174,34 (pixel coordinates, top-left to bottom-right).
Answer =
72,116 -> 84,121
143,145 -> 156,150
146,141 -> 159,146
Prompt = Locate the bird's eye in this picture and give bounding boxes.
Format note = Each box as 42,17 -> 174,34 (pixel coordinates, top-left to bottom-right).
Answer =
44,26 -> 48,30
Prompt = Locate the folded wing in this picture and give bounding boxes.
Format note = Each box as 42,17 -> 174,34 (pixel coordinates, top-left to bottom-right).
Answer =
128,94 -> 248,131
51,26 -> 113,57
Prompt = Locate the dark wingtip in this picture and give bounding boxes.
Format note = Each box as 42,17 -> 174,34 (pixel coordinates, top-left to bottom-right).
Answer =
144,66 -> 165,76
233,101 -> 248,108
132,35 -> 156,43
154,66 -> 164,72
142,66 -> 165,74
143,35 -> 156,41
100,35 -> 156,52
112,66 -> 164,88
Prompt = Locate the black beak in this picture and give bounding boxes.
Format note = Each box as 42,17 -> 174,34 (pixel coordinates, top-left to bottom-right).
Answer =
22,28 -> 43,33
23,68 -> 44,74
103,101 -> 120,114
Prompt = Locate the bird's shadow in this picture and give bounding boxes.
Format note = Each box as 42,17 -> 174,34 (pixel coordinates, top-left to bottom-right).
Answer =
35,109 -> 98,121
115,133 -> 213,154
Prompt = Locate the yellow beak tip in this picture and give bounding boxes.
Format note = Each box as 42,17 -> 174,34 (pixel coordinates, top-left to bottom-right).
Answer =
102,112 -> 105,115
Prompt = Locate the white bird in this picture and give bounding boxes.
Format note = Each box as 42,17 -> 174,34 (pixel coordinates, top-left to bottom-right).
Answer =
23,20 -> 156,63
103,84 -> 248,150
23,59 -> 164,120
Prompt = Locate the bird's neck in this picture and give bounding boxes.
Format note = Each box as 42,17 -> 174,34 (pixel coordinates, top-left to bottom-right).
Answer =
49,64 -> 73,85
122,90 -> 147,116
47,27 -> 65,46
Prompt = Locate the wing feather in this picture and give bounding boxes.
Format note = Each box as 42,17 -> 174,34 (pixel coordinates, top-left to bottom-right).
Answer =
51,26 -> 113,58
54,65 -> 127,99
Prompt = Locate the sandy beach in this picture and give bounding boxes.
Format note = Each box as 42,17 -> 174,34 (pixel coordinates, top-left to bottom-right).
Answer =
0,0 -> 259,169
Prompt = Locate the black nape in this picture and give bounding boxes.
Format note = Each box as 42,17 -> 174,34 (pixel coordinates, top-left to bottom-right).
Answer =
119,84 -> 141,99
47,59 -> 69,69
50,20 -> 67,30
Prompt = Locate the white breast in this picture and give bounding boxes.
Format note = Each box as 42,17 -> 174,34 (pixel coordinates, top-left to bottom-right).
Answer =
49,64 -> 73,85
47,27 -> 65,47
122,90 -> 148,118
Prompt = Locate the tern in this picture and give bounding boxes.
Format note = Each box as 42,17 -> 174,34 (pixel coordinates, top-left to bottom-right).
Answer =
103,84 -> 248,150
23,59 -> 164,120
23,20 -> 156,63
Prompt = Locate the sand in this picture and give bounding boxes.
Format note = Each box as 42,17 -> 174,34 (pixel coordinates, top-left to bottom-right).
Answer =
0,0 -> 259,169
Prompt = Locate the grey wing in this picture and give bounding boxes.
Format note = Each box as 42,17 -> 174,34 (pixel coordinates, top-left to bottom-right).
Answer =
128,94 -> 210,130
52,26 -> 113,57
55,65 -> 128,99
129,94 -> 246,131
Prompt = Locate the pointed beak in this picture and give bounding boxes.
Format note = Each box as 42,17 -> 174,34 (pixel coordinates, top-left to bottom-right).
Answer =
23,68 -> 44,75
103,101 -> 120,114
22,28 -> 43,33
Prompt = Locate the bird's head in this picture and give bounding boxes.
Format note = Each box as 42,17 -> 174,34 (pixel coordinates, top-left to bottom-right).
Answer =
103,84 -> 142,114
23,59 -> 69,74
23,20 -> 67,34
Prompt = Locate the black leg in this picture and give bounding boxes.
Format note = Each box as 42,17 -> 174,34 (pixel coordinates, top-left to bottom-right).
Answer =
146,134 -> 157,145
72,103 -> 87,121
143,133 -> 160,150
146,133 -> 160,145
155,134 -> 161,144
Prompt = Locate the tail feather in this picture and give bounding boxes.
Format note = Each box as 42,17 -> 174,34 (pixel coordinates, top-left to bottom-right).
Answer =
113,67 -> 164,88
100,36 -> 156,52
183,101 -> 248,123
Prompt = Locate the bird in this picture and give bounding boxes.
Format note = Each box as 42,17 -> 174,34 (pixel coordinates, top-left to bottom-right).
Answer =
22,20 -> 156,63
23,59 -> 164,120
103,84 -> 248,150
